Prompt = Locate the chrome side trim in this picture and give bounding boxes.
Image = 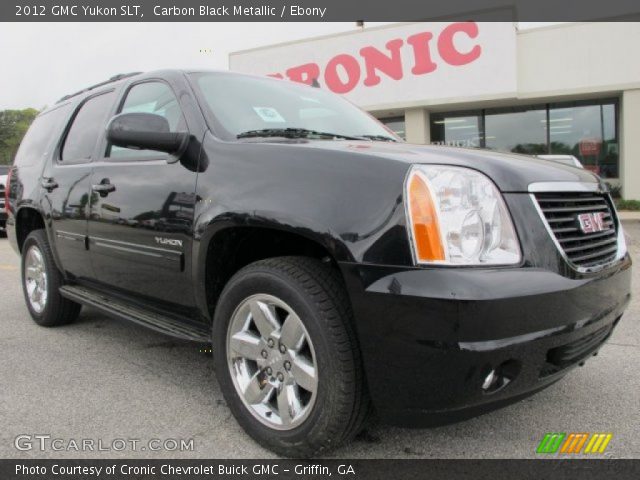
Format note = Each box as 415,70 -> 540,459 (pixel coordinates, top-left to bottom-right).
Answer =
55,230 -> 85,242
529,193 -> 627,274
528,181 -> 606,193
90,235 -> 182,255
89,235 -> 184,272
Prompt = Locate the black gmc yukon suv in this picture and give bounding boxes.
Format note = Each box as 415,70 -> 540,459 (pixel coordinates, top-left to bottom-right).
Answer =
6,70 -> 631,456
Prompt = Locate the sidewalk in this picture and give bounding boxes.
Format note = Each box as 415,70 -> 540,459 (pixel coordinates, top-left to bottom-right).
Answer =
618,211 -> 640,222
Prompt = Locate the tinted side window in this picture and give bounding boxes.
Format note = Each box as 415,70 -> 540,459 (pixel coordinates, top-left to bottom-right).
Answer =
61,92 -> 115,163
108,82 -> 186,159
13,104 -> 72,167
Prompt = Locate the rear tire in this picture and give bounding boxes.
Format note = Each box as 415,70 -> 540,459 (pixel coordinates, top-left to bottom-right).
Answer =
213,256 -> 370,457
21,229 -> 81,327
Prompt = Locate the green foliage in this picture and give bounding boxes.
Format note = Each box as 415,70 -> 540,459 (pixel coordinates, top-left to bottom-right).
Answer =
0,108 -> 39,165
605,182 -> 622,199
511,143 -> 548,155
615,199 -> 640,211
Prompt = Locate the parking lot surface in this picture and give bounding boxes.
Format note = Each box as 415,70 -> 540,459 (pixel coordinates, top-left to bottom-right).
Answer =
1,222 -> 638,459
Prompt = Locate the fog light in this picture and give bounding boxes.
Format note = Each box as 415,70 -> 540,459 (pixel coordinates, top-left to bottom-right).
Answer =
482,370 -> 498,391
481,360 -> 520,394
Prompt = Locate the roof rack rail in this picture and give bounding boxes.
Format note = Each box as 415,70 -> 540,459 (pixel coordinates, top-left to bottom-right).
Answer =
56,72 -> 142,103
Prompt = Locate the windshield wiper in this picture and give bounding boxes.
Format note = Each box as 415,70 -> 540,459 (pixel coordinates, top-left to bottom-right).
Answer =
237,128 -> 364,141
357,134 -> 398,142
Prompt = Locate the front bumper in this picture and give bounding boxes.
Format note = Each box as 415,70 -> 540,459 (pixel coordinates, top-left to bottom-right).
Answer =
340,254 -> 632,426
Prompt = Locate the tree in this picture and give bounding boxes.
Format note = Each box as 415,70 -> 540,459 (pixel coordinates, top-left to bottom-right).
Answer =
0,108 -> 39,165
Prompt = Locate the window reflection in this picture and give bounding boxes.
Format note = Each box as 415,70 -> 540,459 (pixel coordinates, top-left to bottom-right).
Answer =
548,103 -> 618,178
430,113 -> 482,148
485,106 -> 547,155
429,99 -> 619,178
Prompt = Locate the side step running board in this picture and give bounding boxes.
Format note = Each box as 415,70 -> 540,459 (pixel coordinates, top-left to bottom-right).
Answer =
60,285 -> 210,342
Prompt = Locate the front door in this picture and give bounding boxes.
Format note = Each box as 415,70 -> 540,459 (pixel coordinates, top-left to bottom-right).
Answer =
87,81 -> 198,308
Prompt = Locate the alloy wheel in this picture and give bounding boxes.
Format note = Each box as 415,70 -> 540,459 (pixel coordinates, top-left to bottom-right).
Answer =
24,245 -> 48,314
226,293 -> 318,430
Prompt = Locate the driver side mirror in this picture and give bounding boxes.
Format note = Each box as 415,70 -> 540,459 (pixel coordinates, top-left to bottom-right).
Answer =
106,112 -> 189,157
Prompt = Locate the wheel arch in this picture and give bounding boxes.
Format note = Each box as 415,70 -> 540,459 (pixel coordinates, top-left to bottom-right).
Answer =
15,207 -> 46,253
195,222 -> 353,321
14,206 -> 68,278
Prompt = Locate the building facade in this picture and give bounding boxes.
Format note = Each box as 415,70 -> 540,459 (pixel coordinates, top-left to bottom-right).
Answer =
230,22 -> 640,199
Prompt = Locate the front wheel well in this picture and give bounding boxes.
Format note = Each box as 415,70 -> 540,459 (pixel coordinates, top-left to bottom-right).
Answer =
204,227 -> 341,318
16,208 -> 46,253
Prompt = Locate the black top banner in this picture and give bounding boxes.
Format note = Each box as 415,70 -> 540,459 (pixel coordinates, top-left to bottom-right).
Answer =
3,0 -> 640,22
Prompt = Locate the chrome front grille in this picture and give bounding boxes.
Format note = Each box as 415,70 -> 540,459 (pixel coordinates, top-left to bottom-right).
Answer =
533,191 -> 618,269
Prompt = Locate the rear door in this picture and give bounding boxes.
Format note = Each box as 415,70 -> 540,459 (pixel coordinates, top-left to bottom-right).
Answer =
42,91 -> 117,280
87,80 -> 198,308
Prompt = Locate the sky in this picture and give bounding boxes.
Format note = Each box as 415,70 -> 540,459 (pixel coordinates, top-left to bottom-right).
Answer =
0,22 -> 556,110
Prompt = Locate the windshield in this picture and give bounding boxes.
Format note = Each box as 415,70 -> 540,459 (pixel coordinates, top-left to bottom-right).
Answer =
0,165 -> 9,175
190,72 -> 399,142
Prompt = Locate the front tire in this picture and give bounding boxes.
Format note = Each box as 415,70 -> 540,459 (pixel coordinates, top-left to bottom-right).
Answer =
213,256 -> 369,457
21,229 -> 81,327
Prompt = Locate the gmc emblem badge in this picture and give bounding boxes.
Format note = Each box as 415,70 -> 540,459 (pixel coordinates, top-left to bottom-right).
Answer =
577,212 -> 608,234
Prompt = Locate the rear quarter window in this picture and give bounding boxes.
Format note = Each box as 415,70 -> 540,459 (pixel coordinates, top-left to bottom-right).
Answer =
13,104 -> 72,167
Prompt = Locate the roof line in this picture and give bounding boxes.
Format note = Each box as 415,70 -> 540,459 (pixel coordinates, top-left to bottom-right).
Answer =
56,72 -> 142,103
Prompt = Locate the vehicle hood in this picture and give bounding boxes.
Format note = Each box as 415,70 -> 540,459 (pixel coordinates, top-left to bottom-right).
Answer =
265,140 -> 602,193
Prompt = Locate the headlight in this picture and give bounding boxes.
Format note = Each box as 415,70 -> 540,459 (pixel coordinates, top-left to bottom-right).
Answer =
405,165 -> 521,265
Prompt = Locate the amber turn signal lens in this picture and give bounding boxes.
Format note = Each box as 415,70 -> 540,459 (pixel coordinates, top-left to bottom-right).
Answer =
408,172 -> 445,262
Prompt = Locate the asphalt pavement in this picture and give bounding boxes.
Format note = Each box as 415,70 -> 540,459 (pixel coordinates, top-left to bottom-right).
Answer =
0,222 -> 638,459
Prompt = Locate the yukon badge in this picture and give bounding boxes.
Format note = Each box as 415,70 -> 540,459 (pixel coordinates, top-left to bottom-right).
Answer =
155,237 -> 183,248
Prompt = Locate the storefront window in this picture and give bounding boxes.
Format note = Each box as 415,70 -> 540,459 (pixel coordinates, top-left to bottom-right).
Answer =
430,112 -> 482,148
484,106 -> 547,155
548,102 -> 618,178
379,116 -> 406,140
429,99 -> 619,178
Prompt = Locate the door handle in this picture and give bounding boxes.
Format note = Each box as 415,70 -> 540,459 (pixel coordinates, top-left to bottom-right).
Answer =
41,178 -> 59,192
92,180 -> 116,197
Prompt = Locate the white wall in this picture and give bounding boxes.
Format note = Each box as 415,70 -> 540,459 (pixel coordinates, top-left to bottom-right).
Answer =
621,90 -> 640,200
404,109 -> 430,144
518,23 -> 640,98
231,22 -> 640,106
230,22 -> 518,110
